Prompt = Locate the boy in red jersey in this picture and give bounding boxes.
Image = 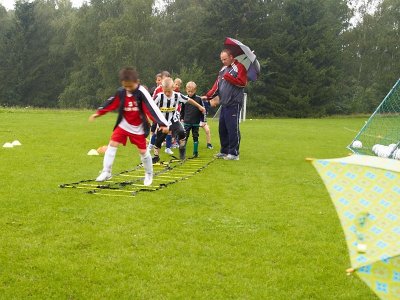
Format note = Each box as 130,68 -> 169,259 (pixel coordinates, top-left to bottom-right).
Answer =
89,67 -> 169,185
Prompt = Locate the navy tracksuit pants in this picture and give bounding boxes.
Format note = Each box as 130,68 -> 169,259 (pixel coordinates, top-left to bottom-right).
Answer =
219,104 -> 242,156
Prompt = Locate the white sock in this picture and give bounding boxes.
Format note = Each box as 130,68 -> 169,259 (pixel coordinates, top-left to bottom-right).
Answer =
103,145 -> 117,172
140,150 -> 153,175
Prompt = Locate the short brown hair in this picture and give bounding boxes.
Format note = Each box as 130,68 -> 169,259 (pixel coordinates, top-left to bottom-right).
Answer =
161,70 -> 171,78
119,67 -> 139,82
221,48 -> 233,57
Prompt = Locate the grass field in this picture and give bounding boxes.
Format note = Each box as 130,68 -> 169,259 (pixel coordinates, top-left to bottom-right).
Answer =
0,108 -> 378,299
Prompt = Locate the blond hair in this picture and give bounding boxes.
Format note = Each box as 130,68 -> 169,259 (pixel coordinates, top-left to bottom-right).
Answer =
174,78 -> 182,85
186,81 -> 197,89
162,77 -> 174,89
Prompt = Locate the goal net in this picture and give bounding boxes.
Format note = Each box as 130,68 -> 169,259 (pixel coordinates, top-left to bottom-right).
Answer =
348,79 -> 400,158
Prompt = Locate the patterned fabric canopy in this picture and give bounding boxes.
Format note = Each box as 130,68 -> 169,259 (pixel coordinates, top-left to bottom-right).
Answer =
312,155 -> 400,299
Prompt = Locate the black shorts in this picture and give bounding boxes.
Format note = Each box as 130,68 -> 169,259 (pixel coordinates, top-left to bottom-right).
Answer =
155,121 -> 186,148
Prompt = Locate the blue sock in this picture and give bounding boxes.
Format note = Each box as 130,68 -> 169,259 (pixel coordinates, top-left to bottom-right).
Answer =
150,134 -> 156,145
166,134 -> 172,148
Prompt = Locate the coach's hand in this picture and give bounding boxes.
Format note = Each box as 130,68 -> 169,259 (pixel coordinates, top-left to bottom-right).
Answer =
89,114 -> 99,122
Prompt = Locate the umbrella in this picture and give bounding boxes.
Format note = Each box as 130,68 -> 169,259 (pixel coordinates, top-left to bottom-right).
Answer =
224,37 -> 260,81
311,155 -> 400,299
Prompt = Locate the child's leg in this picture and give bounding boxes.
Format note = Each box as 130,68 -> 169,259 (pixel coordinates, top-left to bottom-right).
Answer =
192,126 -> 199,155
153,130 -> 167,162
130,134 -> 153,186
164,133 -> 174,154
139,148 -> 152,181
103,140 -> 119,172
171,121 -> 186,160
150,134 -> 156,146
184,123 -> 191,142
165,134 -> 172,149
139,147 -> 153,186
96,140 -> 120,181
202,123 -> 211,144
149,123 -> 157,148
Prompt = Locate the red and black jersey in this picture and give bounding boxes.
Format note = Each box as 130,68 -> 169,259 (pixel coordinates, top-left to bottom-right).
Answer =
97,85 -> 169,136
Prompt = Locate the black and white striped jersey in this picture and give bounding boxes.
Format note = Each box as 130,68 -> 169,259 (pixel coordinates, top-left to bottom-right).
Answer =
154,92 -> 189,124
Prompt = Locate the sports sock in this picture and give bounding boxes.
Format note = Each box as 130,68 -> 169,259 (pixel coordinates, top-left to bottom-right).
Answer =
150,134 -> 156,145
103,145 -> 117,172
140,150 -> 153,174
193,141 -> 199,154
166,134 -> 172,148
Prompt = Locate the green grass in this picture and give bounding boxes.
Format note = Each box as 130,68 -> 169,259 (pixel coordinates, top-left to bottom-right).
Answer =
0,108 -> 377,299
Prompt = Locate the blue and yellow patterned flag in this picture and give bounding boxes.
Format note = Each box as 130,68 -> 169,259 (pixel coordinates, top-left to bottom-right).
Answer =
312,155 -> 400,300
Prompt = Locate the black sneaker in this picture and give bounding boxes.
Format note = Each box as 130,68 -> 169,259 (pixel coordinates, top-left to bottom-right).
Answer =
152,155 -> 160,164
207,143 -> 213,149
192,152 -> 198,158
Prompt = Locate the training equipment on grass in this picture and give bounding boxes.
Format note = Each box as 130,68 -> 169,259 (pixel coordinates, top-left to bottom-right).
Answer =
60,156 -> 215,197
348,78 -> 400,158
3,142 -> 13,148
87,149 -> 99,156
11,140 -> 21,146
311,155 -> 400,300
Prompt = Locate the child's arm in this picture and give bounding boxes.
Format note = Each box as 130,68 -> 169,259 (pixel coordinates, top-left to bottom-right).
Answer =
179,94 -> 206,114
88,95 -> 120,121
187,98 -> 206,114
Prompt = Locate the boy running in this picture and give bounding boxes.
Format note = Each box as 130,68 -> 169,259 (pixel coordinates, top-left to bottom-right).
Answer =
89,67 -> 169,185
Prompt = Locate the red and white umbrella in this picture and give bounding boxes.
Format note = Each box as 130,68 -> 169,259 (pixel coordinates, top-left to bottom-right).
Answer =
224,37 -> 260,81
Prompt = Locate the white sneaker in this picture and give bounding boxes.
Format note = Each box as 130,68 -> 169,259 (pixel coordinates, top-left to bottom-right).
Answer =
224,154 -> 239,161
214,152 -> 227,159
165,148 -> 174,155
95,171 -> 112,182
144,173 -> 153,186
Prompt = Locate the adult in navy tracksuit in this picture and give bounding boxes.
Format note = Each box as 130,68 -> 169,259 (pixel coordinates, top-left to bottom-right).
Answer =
202,49 -> 247,160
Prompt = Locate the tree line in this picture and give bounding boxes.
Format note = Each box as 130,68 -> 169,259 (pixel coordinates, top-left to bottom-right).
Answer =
0,0 -> 399,117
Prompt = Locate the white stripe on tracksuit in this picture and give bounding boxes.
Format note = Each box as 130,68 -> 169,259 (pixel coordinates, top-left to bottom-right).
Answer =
235,103 -> 240,156
138,85 -> 169,127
